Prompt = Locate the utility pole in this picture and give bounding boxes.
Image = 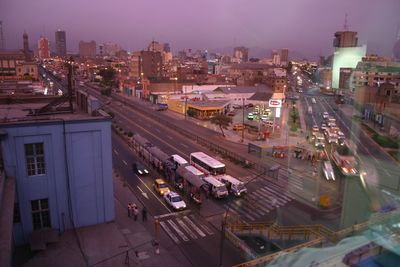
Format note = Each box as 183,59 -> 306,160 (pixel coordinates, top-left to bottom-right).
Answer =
241,98 -> 245,142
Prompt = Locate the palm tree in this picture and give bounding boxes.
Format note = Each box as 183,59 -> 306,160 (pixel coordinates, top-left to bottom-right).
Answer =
210,113 -> 232,137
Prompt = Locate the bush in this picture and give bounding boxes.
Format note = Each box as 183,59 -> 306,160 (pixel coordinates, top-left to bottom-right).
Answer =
372,134 -> 399,149
127,131 -> 133,137
290,125 -> 298,132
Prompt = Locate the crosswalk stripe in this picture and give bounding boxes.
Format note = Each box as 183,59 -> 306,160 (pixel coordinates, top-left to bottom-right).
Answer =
248,193 -> 274,211
168,219 -> 189,242
237,201 -> 264,217
225,203 -> 255,221
265,183 -> 293,196
246,194 -> 271,211
229,200 -> 262,218
183,216 -> 206,238
262,186 -> 291,202
160,221 -> 180,244
258,189 -> 286,205
177,218 -> 197,239
266,184 -> 293,199
189,215 -> 214,235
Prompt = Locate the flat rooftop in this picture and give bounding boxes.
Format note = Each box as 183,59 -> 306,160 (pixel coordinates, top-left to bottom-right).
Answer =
0,102 -> 109,125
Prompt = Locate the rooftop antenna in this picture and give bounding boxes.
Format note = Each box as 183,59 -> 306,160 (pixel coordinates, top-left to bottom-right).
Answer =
343,13 -> 350,31
0,21 -> 4,50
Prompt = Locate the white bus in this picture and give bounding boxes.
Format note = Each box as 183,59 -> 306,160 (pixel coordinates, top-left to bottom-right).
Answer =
171,154 -> 188,168
189,152 -> 226,176
185,165 -> 204,178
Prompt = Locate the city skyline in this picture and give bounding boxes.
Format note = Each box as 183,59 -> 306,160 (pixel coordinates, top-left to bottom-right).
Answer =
0,0 -> 399,59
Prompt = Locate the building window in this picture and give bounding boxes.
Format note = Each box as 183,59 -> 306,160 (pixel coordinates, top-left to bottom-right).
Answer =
25,143 -> 46,176
31,199 -> 51,230
13,203 -> 21,223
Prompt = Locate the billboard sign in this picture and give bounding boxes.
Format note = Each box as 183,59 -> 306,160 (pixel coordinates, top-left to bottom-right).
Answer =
269,99 -> 282,108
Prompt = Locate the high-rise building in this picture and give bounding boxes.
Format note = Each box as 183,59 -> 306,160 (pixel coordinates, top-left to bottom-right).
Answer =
233,47 -> 248,62
79,40 -> 96,59
148,41 -> 165,53
37,36 -> 50,59
331,30 -> 366,89
140,50 -> 162,79
22,31 -> 32,61
271,49 -> 280,65
100,42 -> 122,57
281,48 -> 289,65
55,30 -> 66,57
333,31 -> 358,48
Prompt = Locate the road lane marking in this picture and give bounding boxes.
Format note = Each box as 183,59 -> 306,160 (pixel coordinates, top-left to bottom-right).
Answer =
136,176 -> 172,212
122,160 -> 128,166
180,143 -> 189,148
257,189 -> 285,206
160,221 -> 180,244
167,135 -> 173,139
136,186 -> 149,199
177,218 -> 197,239
167,219 -> 189,242
261,187 -> 292,202
113,149 -> 119,155
183,216 -> 206,238
224,203 -> 255,221
189,215 -> 214,235
246,194 -> 272,212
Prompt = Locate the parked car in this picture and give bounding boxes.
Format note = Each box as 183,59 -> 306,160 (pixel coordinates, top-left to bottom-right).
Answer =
247,112 -> 254,120
245,103 -> 254,108
132,162 -> 149,175
227,111 -> 236,116
153,179 -> 170,196
155,104 -> 168,111
322,112 -> 329,119
164,191 -> 186,210
321,123 -> 328,131
232,104 -> 242,109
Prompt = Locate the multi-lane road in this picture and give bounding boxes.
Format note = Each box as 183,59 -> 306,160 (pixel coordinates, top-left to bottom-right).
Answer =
41,65 -> 390,264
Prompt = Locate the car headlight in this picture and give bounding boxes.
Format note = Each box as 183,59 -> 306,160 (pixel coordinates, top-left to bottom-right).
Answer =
144,169 -> 149,174
138,170 -> 143,174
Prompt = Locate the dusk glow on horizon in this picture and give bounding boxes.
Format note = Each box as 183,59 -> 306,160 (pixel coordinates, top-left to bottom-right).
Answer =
1,0 -> 399,58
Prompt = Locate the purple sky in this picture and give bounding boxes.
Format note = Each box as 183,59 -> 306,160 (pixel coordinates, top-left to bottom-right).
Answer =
1,0 -> 399,59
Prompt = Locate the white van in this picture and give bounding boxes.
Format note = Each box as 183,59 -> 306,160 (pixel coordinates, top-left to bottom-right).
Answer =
218,175 -> 247,197
203,176 -> 229,198
171,154 -> 188,169
311,98 -> 316,104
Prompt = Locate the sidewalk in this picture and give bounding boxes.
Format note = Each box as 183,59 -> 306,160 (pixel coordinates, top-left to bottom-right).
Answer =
23,171 -> 191,267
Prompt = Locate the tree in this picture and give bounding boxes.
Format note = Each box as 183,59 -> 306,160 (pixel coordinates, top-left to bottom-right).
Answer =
98,68 -> 116,87
210,114 -> 232,137
290,107 -> 299,123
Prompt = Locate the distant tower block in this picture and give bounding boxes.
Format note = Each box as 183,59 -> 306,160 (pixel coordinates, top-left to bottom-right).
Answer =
0,21 -> 4,50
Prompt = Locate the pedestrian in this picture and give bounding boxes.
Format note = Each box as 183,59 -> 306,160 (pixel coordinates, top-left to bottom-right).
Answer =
128,203 -> 132,217
142,206 -> 147,222
133,204 -> 139,221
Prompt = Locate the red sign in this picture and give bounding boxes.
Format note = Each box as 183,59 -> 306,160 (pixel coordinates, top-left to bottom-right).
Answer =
269,99 -> 282,108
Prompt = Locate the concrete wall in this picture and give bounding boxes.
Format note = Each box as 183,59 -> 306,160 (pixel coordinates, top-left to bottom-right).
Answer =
1,118 -> 114,245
